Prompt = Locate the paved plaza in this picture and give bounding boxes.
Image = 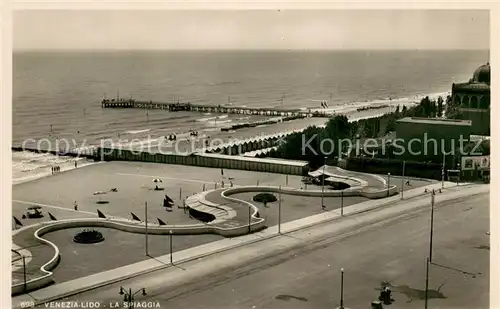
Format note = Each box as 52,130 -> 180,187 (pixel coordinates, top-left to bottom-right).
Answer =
11,161 -> 436,289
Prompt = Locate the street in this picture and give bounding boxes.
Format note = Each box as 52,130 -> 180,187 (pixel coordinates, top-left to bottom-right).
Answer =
54,191 -> 489,309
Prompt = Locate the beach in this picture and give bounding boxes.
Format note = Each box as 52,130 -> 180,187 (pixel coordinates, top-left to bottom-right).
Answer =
12,98 -> 434,185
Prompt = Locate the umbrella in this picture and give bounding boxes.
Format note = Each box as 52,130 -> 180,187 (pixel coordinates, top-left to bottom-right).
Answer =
93,191 -> 107,195
152,179 -> 162,183
27,205 -> 42,210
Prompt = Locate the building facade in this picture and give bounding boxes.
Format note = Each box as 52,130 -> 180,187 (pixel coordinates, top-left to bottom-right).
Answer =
395,117 -> 472,163
451,63 -> 490,136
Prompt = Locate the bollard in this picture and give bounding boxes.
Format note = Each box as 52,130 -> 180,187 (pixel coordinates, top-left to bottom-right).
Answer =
203,184 -> 206,191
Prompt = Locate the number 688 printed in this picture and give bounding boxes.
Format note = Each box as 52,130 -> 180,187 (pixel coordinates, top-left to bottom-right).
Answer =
19,301 -> 35,308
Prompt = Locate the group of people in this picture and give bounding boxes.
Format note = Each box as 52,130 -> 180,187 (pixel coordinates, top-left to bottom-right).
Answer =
51,166 -> 61,174
378,286 -> 394,305
166,134 -> 177,141
219,180 -> 233,188
51,162 -> 79,175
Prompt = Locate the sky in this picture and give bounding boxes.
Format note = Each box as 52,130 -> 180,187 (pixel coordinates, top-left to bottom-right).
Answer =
13,10 -> 490,51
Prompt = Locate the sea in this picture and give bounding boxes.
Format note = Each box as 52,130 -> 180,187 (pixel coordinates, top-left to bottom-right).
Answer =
12,49 -> 488,184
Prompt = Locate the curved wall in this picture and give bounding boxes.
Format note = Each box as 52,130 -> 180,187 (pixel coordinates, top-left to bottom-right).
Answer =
11,182 -> 397,295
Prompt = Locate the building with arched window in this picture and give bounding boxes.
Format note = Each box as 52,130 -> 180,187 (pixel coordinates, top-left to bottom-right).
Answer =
451,63 -> 490,136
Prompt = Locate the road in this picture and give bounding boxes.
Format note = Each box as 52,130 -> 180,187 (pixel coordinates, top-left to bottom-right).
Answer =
52,191 -> 489,309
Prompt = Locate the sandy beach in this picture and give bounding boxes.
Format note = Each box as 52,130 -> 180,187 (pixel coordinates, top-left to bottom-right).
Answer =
12,161 -> 305,229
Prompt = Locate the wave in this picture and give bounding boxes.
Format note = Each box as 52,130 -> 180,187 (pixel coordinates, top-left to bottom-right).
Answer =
13,158 -> 99,185
124,129 -> 151,135
206,119 -> 232,126
12,150 -> 99,184
196,116 -> 217,122
196,114 -> 230,123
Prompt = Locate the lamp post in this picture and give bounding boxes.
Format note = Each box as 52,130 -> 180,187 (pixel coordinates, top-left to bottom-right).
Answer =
22,256 -> 27,292
340,190 -> 344,216
429,189 -> 435,263
457,163 -> 461,186
441,153 -> 446,189
321,156 -> 327,210
401,161 -> 406,200
119,286 -> 147,309
424,257 -> 430,309
340,268 -> 345,309
278,185 -> 282,234
387,172 -> 391,197
169,230 -> 173,264
248,206 -> 252,234
145,201 -> 148,256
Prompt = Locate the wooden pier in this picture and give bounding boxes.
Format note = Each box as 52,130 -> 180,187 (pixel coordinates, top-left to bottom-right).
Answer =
101,99 -> 330,117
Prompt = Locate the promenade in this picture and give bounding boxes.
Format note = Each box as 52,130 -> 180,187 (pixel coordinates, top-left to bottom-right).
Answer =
11,180 -> 486,308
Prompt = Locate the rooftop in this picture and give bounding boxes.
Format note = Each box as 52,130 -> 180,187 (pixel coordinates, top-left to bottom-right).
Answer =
196,152 -> 309,167
396,117 -> 472,126
452,82 -> 490,92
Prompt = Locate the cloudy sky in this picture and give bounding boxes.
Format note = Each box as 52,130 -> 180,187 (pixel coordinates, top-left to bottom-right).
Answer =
13,10 -> 489,50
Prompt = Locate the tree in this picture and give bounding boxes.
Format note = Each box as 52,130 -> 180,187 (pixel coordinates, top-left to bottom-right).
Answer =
385,117 -> 397,134
268,94 -> 448,165
437,96 -> 444,117
325,115 -> 351,140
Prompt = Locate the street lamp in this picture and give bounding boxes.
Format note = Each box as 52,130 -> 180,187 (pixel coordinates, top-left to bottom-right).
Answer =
340,268 -> 345,309
401,161 -> 406,200
387,173 -> 391,197
248,205 -> 252,234
441,153 -> 446,189
278,185 -> 282,234
424,257 -> 430,309
321,156 -> 327,210
145,201 -> 148,256
340,190 -> 344,216
169,230 -> 173,264
119,286 -> 147,309
429,189 -> 435,263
